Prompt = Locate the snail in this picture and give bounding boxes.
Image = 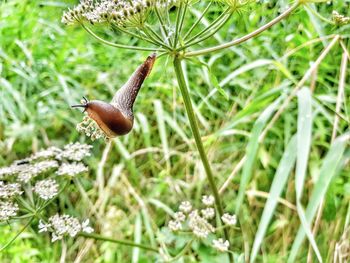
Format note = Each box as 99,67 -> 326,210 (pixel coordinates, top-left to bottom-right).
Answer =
72,53 -> 156,139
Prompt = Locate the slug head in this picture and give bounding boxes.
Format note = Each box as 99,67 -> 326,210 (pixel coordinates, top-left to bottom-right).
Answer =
72,97 -> 133,138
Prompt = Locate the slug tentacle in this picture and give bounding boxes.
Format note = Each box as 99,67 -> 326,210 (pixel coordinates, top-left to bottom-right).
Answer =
72,53 -> 156,139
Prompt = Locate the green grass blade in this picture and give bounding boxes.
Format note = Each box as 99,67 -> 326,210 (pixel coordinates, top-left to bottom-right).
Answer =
235,96 -> 282,214
288,132 -> 350,262
132,213 -> 142,263
289,87 -> 322,263
250,135 -> 297,263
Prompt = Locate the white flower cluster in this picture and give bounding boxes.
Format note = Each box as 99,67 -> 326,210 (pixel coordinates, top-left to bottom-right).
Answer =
0,201 -> 19,221
56,162 -> 88,177
62,0 -> 182,27
167,195 -> 237,253
34,179 -> 59,200
0,181 -> 22,198
39,214 -> 94,242
58,142 -> 92,161
212,238 -> 230,252
0,142 -> 92,222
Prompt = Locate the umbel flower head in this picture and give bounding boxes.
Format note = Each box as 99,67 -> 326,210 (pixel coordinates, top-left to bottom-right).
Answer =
0,142 -> 92,222
167,195 -> 237,253
39,214 -> 93,242
62,0 -> 181,27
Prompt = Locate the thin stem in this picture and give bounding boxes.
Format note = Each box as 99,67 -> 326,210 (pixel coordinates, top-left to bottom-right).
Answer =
155,6 -> 173,47
183,2 -> 213,41
0,217 -> 34,252
169,240 -> 194,262
173,57 -> 233,263
173,1 -> 184,48
304,4 -> 335,25
81,23 -> 160,52
185,1 -> 300,57
142,26 -> 172,51
112,24 -> 159,46
79,232 -> 158,253
178,0 -> 188,42
183,12 -> 232,50
185,8 -> 231,46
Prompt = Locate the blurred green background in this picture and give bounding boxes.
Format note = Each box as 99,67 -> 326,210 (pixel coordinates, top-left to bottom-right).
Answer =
0,0 -> 349,262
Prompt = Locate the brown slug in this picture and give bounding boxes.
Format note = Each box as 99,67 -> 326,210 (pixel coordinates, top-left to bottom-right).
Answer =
72,53 -> 156,139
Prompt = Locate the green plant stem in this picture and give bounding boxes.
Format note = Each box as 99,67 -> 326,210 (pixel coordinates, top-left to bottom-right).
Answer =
173,57 -> 233,263
183,12 -> 232,49
183,2 -> 213,41
0,217 -> 34,252
81,23 -> 160,52
184,7 -> 231,46
185,1 -> 300,57
173,1 -> 184,48
155,6 -> 173,47
169,239 -> 194,262
79,232 -> 158,253
142,26 -> 172,51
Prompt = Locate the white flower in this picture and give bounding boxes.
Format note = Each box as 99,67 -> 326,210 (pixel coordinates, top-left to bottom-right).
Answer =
188,210 -> 214,239
179,201 -> 192,213
174,211 -> 186,222
30,147 -> 62,161
213,238 -> 230,252
17,160 -> 59,183
40,214 -> 94,242
82,219 -> 94,233
0,201 -> 19,221
168,220 -> 182,232
201,208 -> 215,220
58,143 -> 92,161
221,213 -> 237,226
202,195 -> 215,206
0,181 -> 22,198
38,220 -> 50,233
56,162 -> 88,177
34,179 -> 59,200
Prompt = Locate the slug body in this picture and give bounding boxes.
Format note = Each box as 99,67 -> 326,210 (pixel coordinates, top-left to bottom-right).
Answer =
72,53 -> 156,138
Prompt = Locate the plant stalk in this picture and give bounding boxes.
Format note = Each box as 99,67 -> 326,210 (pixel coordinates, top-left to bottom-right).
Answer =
173,56 -> 233,262
79,232 -> 158,253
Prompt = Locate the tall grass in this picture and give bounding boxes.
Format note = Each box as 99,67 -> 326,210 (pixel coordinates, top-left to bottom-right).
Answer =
0,0 -> 349,262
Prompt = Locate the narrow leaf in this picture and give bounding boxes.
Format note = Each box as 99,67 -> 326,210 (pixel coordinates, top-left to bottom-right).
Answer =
250,136 -> 297,262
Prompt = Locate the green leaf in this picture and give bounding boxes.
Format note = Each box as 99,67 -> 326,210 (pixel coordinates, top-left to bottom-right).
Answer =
289,133 -> 349,262
289,87 -> 322,263
250,135 -> 297,262
235,96 -> 282,214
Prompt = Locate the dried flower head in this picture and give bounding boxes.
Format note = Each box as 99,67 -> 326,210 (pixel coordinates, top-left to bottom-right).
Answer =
62,0 -> 181,27
76,115 -> 107,141
213,238 -> 230,252
332,11 -> 350,25
34,179 -> 59,200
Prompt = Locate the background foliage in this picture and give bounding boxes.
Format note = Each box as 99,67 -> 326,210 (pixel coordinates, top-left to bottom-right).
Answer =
0,0 -> 349,262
